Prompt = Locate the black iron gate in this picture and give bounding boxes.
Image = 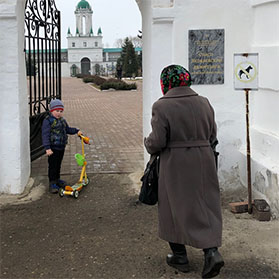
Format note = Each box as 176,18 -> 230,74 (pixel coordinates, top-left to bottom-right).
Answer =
25,0 -> 61,161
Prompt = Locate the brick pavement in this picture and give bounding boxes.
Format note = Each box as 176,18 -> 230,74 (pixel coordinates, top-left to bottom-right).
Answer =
31,77 -> 144,177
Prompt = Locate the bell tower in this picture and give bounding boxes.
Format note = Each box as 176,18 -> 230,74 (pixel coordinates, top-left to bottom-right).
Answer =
75,0 -> 93,36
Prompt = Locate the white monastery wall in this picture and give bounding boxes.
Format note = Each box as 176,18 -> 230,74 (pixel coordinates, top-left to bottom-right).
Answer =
61,62 -> 71,77
0,0 -> 30,194
68,48 -> 103,64
246,0 -> 279,212
137,0 -> 279,213
67,35 -> 103,75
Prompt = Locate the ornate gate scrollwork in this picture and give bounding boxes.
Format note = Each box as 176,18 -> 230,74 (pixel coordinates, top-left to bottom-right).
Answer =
25,0 -> 61,161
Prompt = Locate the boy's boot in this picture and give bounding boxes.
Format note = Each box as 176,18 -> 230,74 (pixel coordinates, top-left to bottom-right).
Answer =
202,248 -> 224,278
166,242 -> 189,273
57,179 -> 67,188
49,182 -> 60,194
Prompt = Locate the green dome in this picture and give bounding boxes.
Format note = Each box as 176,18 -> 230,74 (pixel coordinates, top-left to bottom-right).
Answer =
77,0 -> 91,10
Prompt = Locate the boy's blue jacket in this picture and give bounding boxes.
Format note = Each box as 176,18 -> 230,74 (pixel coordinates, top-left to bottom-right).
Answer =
42,113 -> 79,150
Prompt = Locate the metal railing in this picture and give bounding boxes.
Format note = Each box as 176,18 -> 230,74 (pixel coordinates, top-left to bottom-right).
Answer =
25,0 -> 61,161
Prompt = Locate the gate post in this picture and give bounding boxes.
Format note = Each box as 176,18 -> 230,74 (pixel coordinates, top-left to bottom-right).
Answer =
0,0 -> 30,194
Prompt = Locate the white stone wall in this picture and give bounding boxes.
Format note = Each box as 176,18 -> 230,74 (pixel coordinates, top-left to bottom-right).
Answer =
247,0 -> 279,212
67,35 -> 103,75
67,35 -> 102,49
137,0 -> 279,213
0,0 -> 30,194
61,62 -> 71,77
68,47 -> 103,63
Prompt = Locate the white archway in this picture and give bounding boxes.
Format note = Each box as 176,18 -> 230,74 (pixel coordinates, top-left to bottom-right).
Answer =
0,0 -> 145,194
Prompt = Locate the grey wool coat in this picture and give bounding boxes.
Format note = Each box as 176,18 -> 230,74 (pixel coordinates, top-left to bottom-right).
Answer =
144,86 -> 222,249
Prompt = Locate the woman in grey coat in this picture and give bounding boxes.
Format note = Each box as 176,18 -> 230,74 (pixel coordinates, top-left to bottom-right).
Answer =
144,65 -> 224,278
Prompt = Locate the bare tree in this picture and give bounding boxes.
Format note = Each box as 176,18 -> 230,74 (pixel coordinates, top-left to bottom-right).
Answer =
129,36 -> 142,48
114,38 -> 124,48
114,36 -> 142,48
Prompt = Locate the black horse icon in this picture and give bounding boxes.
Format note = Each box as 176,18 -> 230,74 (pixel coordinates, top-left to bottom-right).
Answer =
238,65 -> 253,79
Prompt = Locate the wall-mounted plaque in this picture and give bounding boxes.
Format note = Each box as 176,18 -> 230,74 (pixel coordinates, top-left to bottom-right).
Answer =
189,29 -> 224,85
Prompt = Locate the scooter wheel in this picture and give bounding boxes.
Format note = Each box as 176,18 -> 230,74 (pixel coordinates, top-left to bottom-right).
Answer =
58,188 -> 64,197
83,177 -> 90,186
73,190 -> 79,199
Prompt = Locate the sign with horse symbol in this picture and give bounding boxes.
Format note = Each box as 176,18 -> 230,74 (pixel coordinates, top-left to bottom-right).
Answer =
234,53 -> 258,90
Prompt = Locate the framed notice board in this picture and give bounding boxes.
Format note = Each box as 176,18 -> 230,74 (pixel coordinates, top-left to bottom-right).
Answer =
189,29 -> 224,85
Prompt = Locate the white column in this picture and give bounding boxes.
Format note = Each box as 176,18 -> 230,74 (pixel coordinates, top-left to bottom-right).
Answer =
0,0 -> 30,194
76,13 -> 81,34
86,13 -> 93,35
136,0 -> 174,163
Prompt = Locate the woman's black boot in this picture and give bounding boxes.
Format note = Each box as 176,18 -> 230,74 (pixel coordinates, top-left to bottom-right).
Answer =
202,248 -> 224,278
166,242 -> 189,273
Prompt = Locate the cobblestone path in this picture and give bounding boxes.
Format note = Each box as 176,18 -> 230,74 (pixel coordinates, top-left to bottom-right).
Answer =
31,77 -> 144,176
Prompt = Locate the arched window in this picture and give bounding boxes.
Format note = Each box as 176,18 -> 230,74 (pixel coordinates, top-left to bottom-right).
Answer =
82,16 -> 86,35
71,64 -> 78,76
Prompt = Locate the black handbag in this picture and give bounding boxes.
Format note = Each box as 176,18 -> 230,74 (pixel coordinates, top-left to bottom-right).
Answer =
139,155 -> 159,205
210,139 -> 219,169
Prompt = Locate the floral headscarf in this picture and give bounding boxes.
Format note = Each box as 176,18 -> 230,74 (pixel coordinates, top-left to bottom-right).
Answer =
160,65 -> 192,95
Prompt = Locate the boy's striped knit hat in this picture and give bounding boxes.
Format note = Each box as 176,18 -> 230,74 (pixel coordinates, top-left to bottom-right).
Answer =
49,99 -> 64,112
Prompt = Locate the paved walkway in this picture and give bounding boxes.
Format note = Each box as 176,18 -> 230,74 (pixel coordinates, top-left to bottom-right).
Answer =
31,77 -> 144,176
1,78 -> 279,279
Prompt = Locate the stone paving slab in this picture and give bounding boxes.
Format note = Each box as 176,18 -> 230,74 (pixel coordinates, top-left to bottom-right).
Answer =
31,78 -> 144,178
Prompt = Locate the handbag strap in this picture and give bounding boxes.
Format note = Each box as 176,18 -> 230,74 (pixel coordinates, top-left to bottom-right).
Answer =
149,154 -> 158,165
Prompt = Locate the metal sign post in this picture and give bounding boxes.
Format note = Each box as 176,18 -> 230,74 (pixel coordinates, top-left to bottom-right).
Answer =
234,53 -> 259,214
245,89 -> 252,213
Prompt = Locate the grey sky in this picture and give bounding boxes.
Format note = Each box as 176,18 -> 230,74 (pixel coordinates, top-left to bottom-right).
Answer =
55,0 -> 142,48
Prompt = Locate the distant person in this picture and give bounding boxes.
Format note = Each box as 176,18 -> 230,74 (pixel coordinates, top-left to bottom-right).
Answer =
116,65 -> 122,80
42,99 -> 82,193
144,65 -> 224,278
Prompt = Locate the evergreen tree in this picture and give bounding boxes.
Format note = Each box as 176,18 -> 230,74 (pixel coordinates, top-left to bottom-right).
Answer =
95,64 -> 100,75
25,57 -> 36,76
116,58 -> 123,79
137,51 -> 142,77
121,37 -> 138,78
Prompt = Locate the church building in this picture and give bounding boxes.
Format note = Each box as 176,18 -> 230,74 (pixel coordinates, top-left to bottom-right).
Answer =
63,0 -> 141,77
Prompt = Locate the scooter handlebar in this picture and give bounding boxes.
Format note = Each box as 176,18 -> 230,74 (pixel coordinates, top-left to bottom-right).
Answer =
78,134 -> 90,144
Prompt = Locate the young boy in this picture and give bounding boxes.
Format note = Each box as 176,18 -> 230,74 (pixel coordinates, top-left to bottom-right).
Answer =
42,99 -> 82,193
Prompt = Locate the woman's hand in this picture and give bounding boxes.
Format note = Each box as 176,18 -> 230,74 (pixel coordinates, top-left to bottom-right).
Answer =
78,130 -> 83,137
46,149 -> 53,156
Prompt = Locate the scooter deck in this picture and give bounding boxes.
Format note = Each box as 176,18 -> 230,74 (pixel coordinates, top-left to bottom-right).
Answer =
65,184 -> 83,192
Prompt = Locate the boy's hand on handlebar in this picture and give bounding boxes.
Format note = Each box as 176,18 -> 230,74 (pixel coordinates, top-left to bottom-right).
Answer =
46,149 -> 53,156
78,130 -> 83,137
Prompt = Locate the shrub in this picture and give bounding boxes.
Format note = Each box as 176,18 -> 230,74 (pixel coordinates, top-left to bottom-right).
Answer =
81,75 -> 137,91
92,76 -> 106,86
76,74 -> 88,78
82,75 -> 106,85
106,78 -> 120,83
83,76 -> 95,83
100,81 -> 137,91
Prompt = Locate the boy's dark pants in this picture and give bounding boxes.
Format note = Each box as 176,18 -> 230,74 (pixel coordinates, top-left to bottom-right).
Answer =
48,149 -> 65,184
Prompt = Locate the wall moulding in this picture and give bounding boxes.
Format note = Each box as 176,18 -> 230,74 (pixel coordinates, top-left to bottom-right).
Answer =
0,13 -> 16,19
152,17 -> 174,23
251,0 -> 279,7
153,0 -> 174,8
